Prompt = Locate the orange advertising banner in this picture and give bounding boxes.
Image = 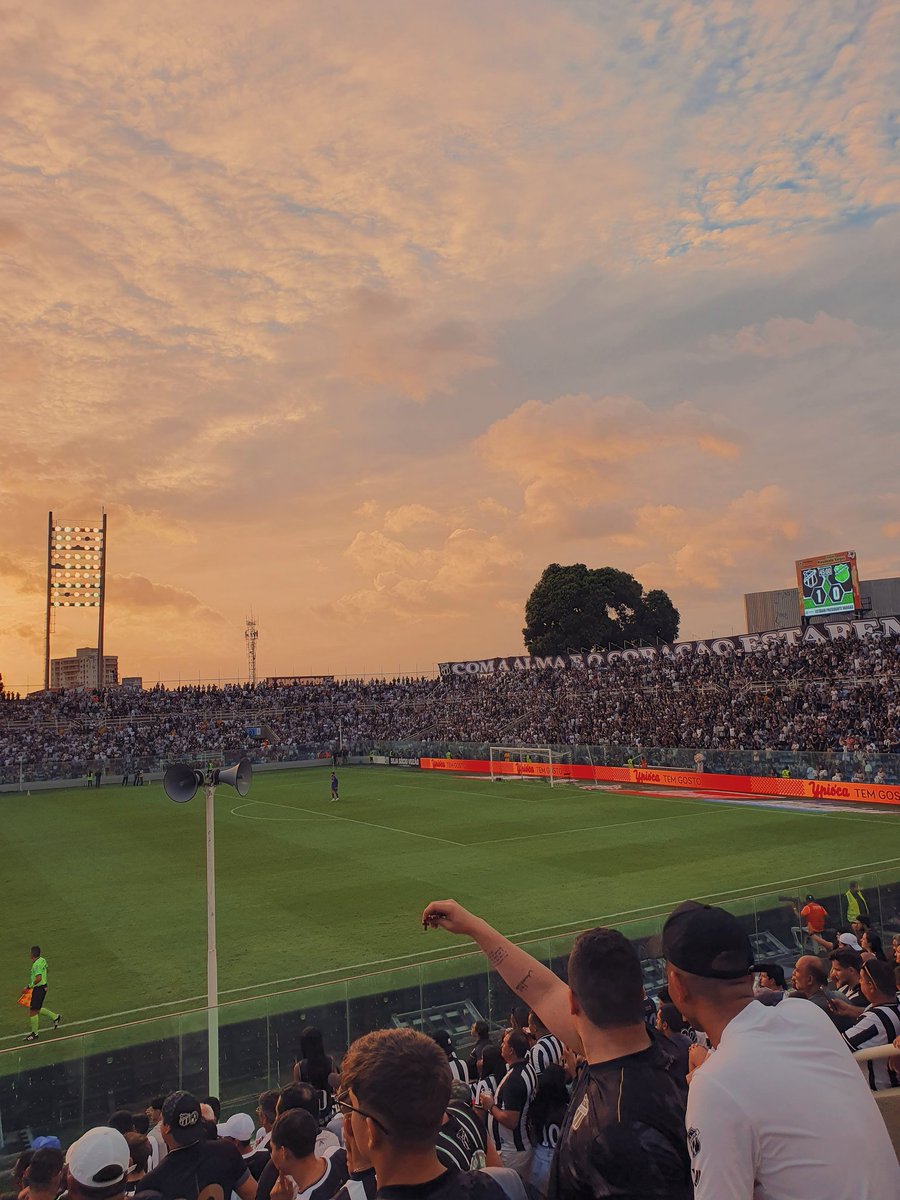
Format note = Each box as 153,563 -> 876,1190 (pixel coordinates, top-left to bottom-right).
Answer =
417,758 -> 900,807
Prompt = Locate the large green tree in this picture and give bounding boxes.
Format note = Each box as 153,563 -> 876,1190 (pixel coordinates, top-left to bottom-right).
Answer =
523,563 -> 680,655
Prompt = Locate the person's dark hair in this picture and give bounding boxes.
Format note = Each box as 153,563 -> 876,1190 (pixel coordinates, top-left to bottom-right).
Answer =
472,1021 -> 489,1041
509,1006 -> 529,1031
148,1095 -> 166,1113
479,1043 -> 505,1082
258,1089 -> 280,1122
25,1147 -> 65,1189
124,1133 -> 151,1174
14,1152 -> 35,1186
829,948 -> 863,972
201,1095 -> 221,1121
865,933 -> 888,962
340,1027 -> 450,1147
529,1009 -> 548,1035
754,962 -> 785,988
658,1002 -> 687,1033
862,959 -> 896,997
526,1065 -> 569,1145
271,1109 -> 317,1159
568,927 -> 643,1028
108,1111 -> 135,1135
855,914 -> 872,929
277,1082 -> 320,1119
131,1113 -> 150,1135
431,1029 -> 454,1057
504,1031 -> 529,1060
296,1026 -> 333,1091
31,945 -> 41,957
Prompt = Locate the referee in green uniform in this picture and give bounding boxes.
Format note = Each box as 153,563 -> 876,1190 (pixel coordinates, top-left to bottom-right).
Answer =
23,945 -> 60,1042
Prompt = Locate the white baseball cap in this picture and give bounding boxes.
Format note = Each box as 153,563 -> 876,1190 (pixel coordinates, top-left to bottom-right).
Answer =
66,1127 -> 130,1188
838,933 -> 863,952
217,1113 -> 256,1142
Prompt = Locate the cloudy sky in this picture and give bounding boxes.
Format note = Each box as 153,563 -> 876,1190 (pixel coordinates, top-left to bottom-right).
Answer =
2,0 -> 899,689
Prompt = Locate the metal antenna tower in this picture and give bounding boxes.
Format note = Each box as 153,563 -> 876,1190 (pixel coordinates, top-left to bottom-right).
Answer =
245,614 -> 258,685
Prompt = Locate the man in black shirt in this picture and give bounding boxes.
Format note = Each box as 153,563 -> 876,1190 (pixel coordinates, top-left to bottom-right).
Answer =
135,1092 -> 257,1200
422,900 -> 692,1199
338,1027 -> 528,1199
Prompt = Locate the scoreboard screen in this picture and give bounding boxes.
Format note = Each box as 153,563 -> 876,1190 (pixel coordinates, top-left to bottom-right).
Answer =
795,550 -> 861,618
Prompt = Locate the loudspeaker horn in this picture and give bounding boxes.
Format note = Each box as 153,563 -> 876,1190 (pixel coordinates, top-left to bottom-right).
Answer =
214,758 -> 252,797
163,764 -> 204,804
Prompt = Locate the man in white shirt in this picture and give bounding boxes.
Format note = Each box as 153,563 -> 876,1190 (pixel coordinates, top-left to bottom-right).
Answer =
663,899 -> 899,1200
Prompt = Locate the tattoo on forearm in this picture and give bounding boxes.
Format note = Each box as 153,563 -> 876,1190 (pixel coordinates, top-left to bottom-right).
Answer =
514,969 -> 534,993
488,946 -> 509,967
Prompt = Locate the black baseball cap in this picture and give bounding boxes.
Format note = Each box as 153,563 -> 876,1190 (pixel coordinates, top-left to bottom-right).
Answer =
162,1091 -> 203,1145
662,901 -> 753,980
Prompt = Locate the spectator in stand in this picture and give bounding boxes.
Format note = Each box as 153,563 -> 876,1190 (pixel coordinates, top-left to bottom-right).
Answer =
467,1021 -> 493,1080
473,1044 -> 507,1110
268,1109 -> 348,1200
109,1113 -> 136,1136
861,930 -> 889,963
436,1082 -> 496,1172
124,1134 -> 152,1195
842,960 -> 900,1091
11,1151 -> 35,1196
255,1083 -> 341,1200
753,962 -> 787,1006
432,1030 -> 470,1085
218,1114 -> 270,1183
796,893 -> 828,950
64,1128 -> 131,1200
662,899 -> 900,1198
788,956 -> 838,1022
254,1090 -> 279,1152
330,1102 -> 376,1200
475,1032 -> 534,1174
134,1091 -> 256,1200
525,1065 -> 568,1199
145,1096 -> 167,1165
505,1007 -> 532,1045
19,1146 -> 65,1200
829,947 -> 868,1007
422,899 -> 691,1199
526,1011 -> 565,1077
337,1026 -> 526,1199
654,1002 -> 692,1073
292,1027 -> 337,1118
202,1096 -> 222,1122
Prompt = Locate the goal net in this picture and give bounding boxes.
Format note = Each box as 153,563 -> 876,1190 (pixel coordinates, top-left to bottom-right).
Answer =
488,746 -> 575,787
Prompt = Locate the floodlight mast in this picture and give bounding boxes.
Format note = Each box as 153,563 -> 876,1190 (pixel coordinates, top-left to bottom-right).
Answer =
163,759 -> 251,1096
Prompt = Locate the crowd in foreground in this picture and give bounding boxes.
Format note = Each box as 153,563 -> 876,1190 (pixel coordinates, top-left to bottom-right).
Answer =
6,896 -> 900,1200
1,632 -> 899,777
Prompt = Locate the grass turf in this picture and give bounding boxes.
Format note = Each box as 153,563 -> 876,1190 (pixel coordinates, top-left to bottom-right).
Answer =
1,765 -> 897,1049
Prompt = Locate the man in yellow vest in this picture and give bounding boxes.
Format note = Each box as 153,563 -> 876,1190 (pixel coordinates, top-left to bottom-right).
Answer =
844,881 -> 869,925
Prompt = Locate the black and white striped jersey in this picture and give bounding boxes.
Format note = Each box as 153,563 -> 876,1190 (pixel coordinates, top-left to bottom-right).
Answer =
527,1033 -> 565,1076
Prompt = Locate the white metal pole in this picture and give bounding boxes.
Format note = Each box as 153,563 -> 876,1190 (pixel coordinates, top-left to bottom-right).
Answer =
205,783 -> 220,1096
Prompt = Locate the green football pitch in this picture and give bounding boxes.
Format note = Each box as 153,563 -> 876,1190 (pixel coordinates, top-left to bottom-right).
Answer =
1,765 -> 897,1047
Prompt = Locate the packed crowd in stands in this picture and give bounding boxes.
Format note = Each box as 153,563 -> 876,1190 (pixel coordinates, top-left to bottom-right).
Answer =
1,632 -> 898,781
4,892 -> 900,1200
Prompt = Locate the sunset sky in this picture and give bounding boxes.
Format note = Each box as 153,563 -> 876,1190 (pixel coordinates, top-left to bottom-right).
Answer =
2,0 -> 899,691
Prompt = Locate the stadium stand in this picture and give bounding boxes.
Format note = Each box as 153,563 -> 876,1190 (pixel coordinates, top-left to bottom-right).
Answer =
1,630 -> 898,783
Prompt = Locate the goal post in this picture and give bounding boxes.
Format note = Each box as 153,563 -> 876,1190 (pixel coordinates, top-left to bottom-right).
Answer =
488,745 -> 574,786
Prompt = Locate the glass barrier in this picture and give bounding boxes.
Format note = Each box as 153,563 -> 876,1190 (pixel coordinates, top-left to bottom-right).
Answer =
3,866 -> 896,1146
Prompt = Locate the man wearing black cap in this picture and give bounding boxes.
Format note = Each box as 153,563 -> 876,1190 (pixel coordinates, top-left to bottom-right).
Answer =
134,1092 -> 258,1200
663,900 -> 899,1199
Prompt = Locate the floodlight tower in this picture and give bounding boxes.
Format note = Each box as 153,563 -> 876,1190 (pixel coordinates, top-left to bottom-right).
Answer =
45,511 -> 108,690
245,614 -> 258,685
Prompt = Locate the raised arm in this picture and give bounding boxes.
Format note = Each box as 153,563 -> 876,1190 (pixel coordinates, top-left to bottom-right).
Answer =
421,899 -> 582,1052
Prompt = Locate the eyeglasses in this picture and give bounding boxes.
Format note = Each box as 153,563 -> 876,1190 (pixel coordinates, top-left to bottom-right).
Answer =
334,1090 -> 391,1134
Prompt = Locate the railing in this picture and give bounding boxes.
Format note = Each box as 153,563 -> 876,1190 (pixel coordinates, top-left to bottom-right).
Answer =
4,741 -> 900,789
1,867 -> 897,1150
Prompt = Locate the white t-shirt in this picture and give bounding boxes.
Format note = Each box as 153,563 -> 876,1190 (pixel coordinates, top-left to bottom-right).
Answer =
686,997 -> 900,1200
